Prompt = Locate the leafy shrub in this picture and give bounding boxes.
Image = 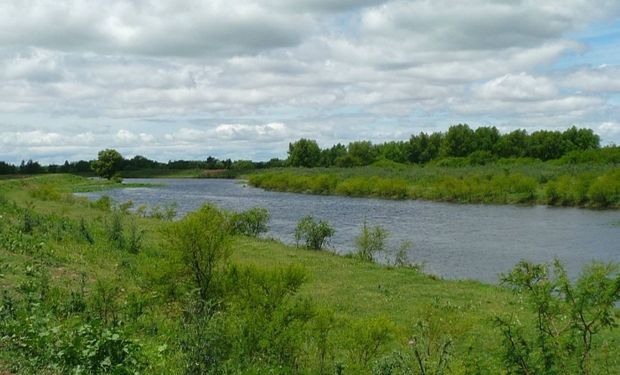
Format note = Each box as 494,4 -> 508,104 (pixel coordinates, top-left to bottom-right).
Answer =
91,195 -> 112,211
349,317 -> 394,370
355,221 -> 388,262
294,215 -> 335,250
167,203 -> 231,302
496,259 -> 620,374
587,170 -> 620,208
230,207 -> 270,237
106,209 -> 125,249
125,218 -> 144,254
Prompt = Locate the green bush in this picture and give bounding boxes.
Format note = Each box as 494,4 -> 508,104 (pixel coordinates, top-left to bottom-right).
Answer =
294,215 -> 335,250
167,204 -> 231,302
496,260 -> 620,374
230,207 -> 270,237
355,221 -> 388,262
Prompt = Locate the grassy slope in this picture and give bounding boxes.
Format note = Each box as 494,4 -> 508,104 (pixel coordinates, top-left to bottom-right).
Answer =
246,161 -> 620,208
0,175 -> 618,373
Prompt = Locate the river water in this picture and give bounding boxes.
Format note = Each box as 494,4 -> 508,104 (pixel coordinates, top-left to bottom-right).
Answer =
78,178 -> 620,283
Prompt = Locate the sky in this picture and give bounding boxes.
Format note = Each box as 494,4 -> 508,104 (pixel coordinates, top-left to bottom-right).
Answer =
1,0 -> 620,164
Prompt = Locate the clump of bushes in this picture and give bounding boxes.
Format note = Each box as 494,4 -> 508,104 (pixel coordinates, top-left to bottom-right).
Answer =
294,215 -> 335,250
230,207 -> 270,237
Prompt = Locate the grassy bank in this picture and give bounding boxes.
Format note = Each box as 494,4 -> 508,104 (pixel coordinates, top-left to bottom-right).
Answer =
0,175 -> 618,374
248,161 -> 620,208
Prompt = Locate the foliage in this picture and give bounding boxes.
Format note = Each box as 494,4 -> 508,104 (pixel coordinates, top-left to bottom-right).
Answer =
355,221 -> 389,262
294,215 -> 335,250
1,174 -> 619,374
288,138 -> 322,167
167,203 -> 232,302
496,260 -> 620,375
91,148 -> 124,180
230,207 -> 270,237
249,161 -> 619,208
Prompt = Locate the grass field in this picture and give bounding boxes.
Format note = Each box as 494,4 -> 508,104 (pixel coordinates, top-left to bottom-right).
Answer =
0,175 -> 618,374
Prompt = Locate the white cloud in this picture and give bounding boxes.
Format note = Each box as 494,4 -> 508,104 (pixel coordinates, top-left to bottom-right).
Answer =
476,73 -> 558,101
1,0 -> 620,163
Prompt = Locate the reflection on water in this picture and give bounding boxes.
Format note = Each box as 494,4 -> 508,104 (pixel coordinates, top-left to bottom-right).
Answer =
78,178 -> 620,283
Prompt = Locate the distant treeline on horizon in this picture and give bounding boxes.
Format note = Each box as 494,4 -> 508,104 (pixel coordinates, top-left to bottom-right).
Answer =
1,125 -> 617,175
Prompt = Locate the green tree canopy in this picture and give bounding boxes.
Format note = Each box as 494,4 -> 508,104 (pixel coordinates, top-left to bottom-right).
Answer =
91,149 -> 123,179
288,138 -> 321,167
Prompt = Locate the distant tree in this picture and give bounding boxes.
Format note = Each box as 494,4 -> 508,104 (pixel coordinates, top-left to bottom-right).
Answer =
563,126 -> 600,151
473,126 -> 500,153
92,149 -> 123,179
320,143 -> 347,167
0,161 -> 17,175
231,160 -> 255,170
376,141 -> 408,163
407,132 -> 442,164
441,124 -> 476,157
288,138 -> 321,167
19,159 -> 44,174
348,141 -> 377,166
527,130 -> 568,161
495,129 -> 529,158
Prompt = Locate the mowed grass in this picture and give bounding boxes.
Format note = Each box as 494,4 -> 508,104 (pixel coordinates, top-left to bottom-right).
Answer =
0,174 -> 618,373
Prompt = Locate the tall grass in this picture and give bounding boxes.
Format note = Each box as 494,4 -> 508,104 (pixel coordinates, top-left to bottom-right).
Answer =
248,163 -> 620,208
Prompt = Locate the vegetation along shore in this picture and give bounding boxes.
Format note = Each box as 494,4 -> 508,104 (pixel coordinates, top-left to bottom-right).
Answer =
0,174 -> 619,374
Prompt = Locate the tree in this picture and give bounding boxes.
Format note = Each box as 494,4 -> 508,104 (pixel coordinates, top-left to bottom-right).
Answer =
407,132 -> 442,164
494,129 -> 529,158
348,141 -> 377,166
288,138 -> 321,167
91,149 -> 123,180
441,124 -> 475,157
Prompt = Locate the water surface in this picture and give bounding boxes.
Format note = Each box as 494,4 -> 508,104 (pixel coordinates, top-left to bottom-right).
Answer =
79,178 -> 620,283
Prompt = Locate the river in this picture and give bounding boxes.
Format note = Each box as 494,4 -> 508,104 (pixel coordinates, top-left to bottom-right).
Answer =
78,178 -> 620,283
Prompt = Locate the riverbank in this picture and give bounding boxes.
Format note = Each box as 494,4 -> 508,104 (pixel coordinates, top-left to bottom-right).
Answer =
247,161 -> 620,208
1,175 -> 618,374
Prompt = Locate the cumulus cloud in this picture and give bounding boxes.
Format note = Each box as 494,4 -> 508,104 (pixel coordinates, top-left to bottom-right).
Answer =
1,0 -> 620,163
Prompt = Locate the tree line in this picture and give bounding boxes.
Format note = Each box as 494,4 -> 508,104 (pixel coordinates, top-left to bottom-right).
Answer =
0,125 -> 606,175
288,125 -> 602,167
0,154 -> 286,176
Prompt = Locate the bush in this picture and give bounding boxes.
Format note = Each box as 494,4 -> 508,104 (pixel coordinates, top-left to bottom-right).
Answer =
294,215 -> 335,250
355,221 -> 388,262
167,204 -> 231,302
496,259 -> 620,374
230,207 -> 270,237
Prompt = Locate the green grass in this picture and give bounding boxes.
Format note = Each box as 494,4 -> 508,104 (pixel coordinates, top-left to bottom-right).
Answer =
246,161 -> 620,208
0,174 -> 618,374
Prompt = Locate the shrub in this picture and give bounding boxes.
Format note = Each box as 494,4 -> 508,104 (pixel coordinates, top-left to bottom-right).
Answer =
125,219 -> 144,254
294,215 -> 335,250
167,204 -> 231,302
106,209 -> 125,249
230,207 -> 270,237
355,221 -> 388,262
349,317 -> 394,370
91,195 -> 112,211
496,259 -> 620,374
